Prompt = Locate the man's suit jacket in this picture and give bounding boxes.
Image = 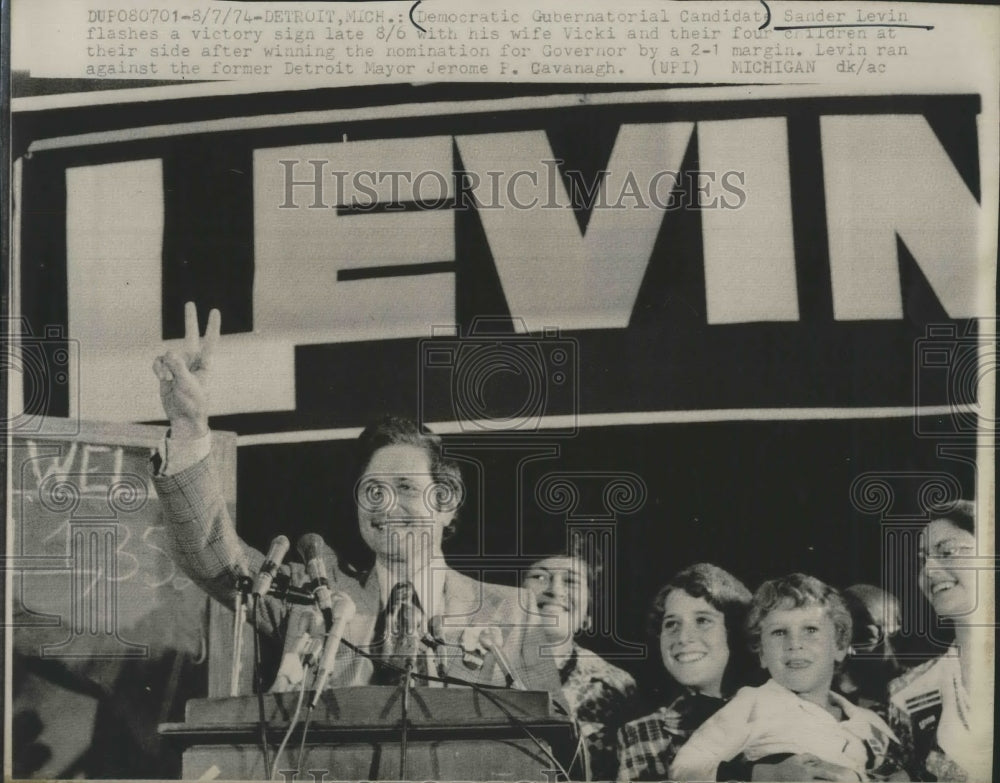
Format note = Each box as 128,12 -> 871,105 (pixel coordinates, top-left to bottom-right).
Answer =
154,452 -> 564,701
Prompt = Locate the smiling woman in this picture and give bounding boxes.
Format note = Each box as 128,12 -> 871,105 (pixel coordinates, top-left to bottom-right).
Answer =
522,548 -> 637,780
888,500 -> 992,782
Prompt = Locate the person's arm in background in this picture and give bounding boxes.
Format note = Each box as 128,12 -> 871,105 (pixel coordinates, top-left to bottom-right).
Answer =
504,588 -> 569,711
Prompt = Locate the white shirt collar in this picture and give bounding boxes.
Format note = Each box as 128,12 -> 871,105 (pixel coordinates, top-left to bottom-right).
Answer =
761,678 -> 894,735
761,678 -> 853,717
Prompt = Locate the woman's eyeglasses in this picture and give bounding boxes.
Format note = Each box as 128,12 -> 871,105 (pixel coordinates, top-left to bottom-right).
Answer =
917,541 -> 976,565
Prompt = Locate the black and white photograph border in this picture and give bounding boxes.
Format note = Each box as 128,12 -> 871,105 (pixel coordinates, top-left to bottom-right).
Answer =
4,2 -> 998,782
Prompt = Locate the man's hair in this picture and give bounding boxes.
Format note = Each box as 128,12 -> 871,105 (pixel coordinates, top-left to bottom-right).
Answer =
648,563 -> 755,696
746,573 -> 852,653
842,583 -> 901,642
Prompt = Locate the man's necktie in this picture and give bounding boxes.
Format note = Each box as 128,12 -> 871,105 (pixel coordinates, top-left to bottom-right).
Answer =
375,581 -> 430,684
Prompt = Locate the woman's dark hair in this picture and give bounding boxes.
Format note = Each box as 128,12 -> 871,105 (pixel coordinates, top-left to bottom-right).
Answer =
647,563 -> 755,697
928,498 -> 975,535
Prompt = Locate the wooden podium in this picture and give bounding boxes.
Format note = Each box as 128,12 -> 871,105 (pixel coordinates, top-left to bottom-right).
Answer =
160,686 -> 577,780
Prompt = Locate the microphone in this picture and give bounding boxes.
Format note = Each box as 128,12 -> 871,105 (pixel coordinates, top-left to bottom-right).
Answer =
461,630 -> 486,671
426,615 -> 445,647
272,631 -> 319,692
423,615 -> 460,652
227,541 -> 252,697
252,535 -> 290,598
297,533 -> 334,628
479,626 -> 526,690
456,626 -> 496,674
419,616 -> 449,680
310,593 -> 357,708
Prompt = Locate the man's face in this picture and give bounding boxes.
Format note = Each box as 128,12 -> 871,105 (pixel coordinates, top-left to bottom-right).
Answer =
758,602 -> 845,702
845,585 -> 901,669
523,556 -> 590,643
356,444 -> 451,568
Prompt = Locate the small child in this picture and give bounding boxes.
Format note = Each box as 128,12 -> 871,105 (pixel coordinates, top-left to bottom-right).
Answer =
670,574 -> 906,782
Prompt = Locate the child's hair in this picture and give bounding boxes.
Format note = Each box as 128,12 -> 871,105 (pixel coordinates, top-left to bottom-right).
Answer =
746,573 -> 853,654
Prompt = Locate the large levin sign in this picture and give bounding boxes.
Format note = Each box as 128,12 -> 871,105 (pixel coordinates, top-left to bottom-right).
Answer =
258,113 -> 982,334
15,88 -> 991,430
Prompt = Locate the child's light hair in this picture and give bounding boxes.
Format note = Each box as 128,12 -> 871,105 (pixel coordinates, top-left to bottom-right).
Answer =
746,573 -> 852,653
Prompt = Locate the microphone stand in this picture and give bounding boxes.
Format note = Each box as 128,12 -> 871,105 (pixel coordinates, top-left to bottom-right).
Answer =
231,575 -> 252,696
252,594 -> 272,776
399,655 -> 414,780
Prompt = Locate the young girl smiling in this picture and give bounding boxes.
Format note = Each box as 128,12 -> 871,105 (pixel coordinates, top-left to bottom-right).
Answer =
617,563 -> 753,781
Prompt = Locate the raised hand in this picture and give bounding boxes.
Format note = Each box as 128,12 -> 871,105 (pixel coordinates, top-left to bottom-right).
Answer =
152,302 -> 221,439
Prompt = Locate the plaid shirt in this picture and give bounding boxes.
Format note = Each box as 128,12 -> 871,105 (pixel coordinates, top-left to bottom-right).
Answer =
617,693 -> 726,781
559,645 -> 637,780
